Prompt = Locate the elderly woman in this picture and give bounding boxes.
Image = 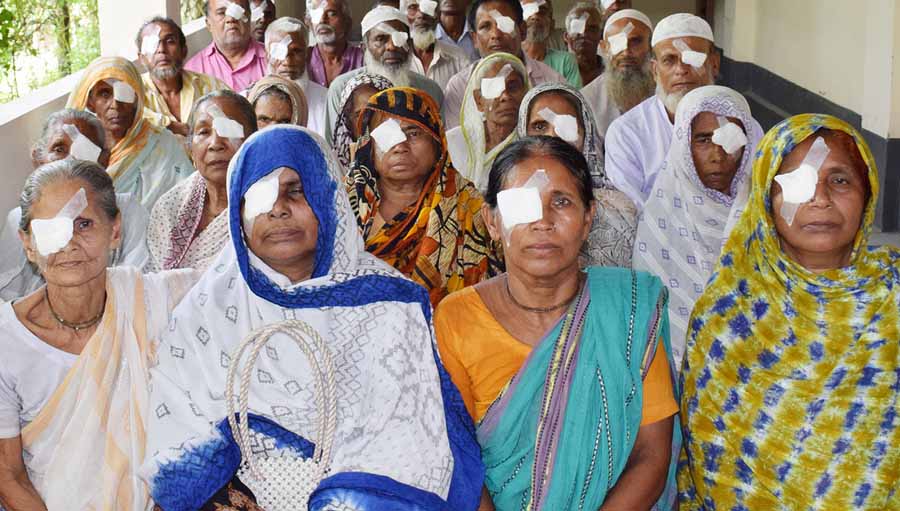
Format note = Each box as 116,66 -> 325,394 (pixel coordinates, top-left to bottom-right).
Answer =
247,75 -> 309,129
347,87 -> 499,306
0,160 -> 196,510
446,52 -> 530,192
436,136 -> 680,510
678,115 -> 900,510
632,86 -> 764,367
140,126 -> 483,510
0,109 -> 150,301
518,82 -> 638,268
331,72 -> 393,168
145,90 -> 258,273
67,56 -> 194,210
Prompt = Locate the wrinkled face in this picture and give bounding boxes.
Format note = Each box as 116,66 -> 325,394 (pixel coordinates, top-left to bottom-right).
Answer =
251,0 -> 277,42
405,2 -> 439,31
771,132 -> 868,271
366,20 -> 410,66
310,0 -> 350,44
525,91 -> 585,150
473,1 -> 522,56
485,155 -> 593,278
346,84 -> 380,139
190,97 -> 254,187
563,8 -> 602,62
474,62 -> 527,128
244,167 -> 319,282
138,22 -> 187,80
522,0 -> 552,43
439,0 -> 469,15
269,32 -> 308,80
601,17 -> 651,70
19,179 -> 121,288
690,111 -> 744,195
370,115 -> 439,185
652,36 -> 718,96
255,92 -> 294,128
37,119 -> 111,169
86,80 -> 138,144
207,0 -> 252,50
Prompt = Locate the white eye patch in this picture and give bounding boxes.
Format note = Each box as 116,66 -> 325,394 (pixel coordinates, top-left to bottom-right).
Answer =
378,23 -> 409,47
521,0 -> 544,21
607,21 -> 633,56
418,0 -> 438,16
225,1 -> 248,22
773,136 -> 831,226
269,35 -> 292,60
497,169 -> 550,235
251,1 -> 267,22
105,79 -> 136,104
567,13 -> 588,35
371,118 -> 407,153
537,107 -> 579,144
309,5 -> 326,24
61,124 -> 102,164
480,64 -> 513,100
489,10 -> 516,34
601,0 -> 615,8
711,116 -> 748,155
208,104 -> 246,140
31,188 -> 88,257
141,24 -> 161,57
673,38 -> 707,68
243,168 -> 284,233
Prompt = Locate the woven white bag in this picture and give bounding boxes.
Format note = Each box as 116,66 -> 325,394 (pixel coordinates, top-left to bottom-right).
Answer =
225,319 -> 337,511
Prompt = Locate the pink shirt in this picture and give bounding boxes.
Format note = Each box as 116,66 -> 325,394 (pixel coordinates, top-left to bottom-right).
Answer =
184,40 -> 267,91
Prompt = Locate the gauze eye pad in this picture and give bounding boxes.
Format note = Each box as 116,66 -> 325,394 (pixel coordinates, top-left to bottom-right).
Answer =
568,13 -> 588,35
711,116 -> 748,155
106,79 -> 136,104
521,0 -> 544,21
418,0 -> 438,16
225,1 -> 248,21
251,1 -> 268,22
480,64 -> 513,100
537,107 -> 579,144
141,24 -> 161,56
497,169 -> 550,240
371,118 -> 407,152
208,104 -> 246,140
489,10 -> 515,34
269,35 -> 292,60
607,21 -> 633,56
773,136 -> 831,226
61,124 -> 102,163
31,188 -> 88,257
673,38 -> 707,68
243,168 -> 284,232
378,23 -> 409,47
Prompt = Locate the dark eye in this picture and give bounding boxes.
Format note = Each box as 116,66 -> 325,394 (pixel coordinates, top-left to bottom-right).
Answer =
553,196 -> 572,208
288,186 -> 304,196
51,144 -> 67,154
195,127 -> 211,136
531,121 -> 548,132
75,218 -> 93,231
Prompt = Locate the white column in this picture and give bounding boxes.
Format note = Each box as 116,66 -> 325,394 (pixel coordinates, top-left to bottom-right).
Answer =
97,0 -> 182,58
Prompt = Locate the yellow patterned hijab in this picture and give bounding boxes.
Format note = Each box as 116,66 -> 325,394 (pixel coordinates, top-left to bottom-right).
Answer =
678,114 -> 900,510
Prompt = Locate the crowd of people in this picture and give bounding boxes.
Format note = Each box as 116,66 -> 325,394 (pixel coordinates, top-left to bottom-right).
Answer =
0,0 -> 897,509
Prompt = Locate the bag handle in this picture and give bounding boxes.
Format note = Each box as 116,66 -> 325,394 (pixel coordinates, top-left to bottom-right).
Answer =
225,319 -> 337,481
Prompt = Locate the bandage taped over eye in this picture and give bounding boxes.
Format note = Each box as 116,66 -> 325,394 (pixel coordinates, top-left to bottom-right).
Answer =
601,0 -> 616,9
251,0 -> 268,23
537,107 -> 579,144
489,10 -> 516,34
243,168 -> 284,232
61,124 -> 102,163
208,104 -> 246,140
607,21 -> 633,56
711,116 -> 748,155
105,79 -> 136,104
568,13 -> 588,35
141,24 -> 161,57
480,64 -> 514,100
225,1 -> 248,22
269,34 -> 293,60
521,0 -> 544,21
773,136 -> 831,226
497,169 -> 550,234
418,0 -> 438,16
371,118 -> 407,153
309,4 -> 326,24
31,188 -> 88,257
672,38 -> 707,68
378,23 -> 409,47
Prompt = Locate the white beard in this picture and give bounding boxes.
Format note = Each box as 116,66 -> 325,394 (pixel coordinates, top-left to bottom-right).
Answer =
411,27 -> 436,51
364,50 -> 412,87
656,83 -> 687,116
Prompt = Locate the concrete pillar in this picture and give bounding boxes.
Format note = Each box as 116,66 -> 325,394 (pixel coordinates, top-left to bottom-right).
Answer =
97,0 -> 182,58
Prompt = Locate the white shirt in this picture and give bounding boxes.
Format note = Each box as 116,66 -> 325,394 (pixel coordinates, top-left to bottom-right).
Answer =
580,73 -> 622,139
409,40 -> 473,89
296,75 -> 328,137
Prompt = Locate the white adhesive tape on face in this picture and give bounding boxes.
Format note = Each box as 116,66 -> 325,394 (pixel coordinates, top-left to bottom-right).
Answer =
107,79 -> 136,104
31,188 -> 88,257
61,124 -> 102,163
251,1 -> 267,22
489,10 -> 516,34
601,0 -> 615,8
773,136 -> 831,226
497,169 -> 550,232
673,38 -> 707,68
419,0 -> 438,16
521,0 -> 543,21
309,5 -> 325,24
371,118 -> 408,153
141,24 -> 161,57
270,35 -> 292,60
607,21 -> 633,56
537,107 -> 579,144
379,23 -> 409,47
208,104 -> 246,140
480,63 -> 513,100
243,168 -> 284,232
711,116 -> 748,155
225,1 -> 248,22
568,13 -> 588,35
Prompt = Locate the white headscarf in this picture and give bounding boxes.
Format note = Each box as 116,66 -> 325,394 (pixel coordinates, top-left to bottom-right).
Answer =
632,85 -> 764,367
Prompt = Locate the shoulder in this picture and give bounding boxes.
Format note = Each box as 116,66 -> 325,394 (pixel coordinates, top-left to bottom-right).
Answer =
448,64 -> 474,85
249,40 -> 267,58
526,56 -> 565,83
437,41 -> 471,62
434,286 -> 483,327
606,97 -> 656,140
186,70 -> 230,92
148,177 -> 192,225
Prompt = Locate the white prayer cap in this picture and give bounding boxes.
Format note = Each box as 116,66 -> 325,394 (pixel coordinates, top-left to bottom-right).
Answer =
651,12 -> 714,47
361,6 -> 409,36
603,8 -> 652,38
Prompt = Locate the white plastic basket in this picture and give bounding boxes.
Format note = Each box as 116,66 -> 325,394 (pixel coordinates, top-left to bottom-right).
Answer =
225,319 -> 337,511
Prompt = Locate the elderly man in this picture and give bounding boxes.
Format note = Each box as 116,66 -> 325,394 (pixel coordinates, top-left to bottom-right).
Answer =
263,17 -> 328,134
520,0 -> 580,86
324,6 -> 443,140
185,0 -> 267,90
250,0 -> 276,43
563,2 -> 603,87
581,8 -> 655,137
401,0 -> 472,85
436,0 -> 479,61
306,0 -> 364,87
136,16 -> 229,136
604,13 -> 761,208
441,0 -> 564,129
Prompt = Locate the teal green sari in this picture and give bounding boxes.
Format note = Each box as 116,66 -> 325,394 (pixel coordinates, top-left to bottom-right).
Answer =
477,267 -> 680,510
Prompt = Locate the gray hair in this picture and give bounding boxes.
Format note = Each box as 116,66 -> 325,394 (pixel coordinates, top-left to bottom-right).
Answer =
187,89 -> 259,144
19,159 -> 119,233
565,2 -> 601,34
265,17 -> 309,50
307,0 -> 352,20
31,109 -> 106,168
134,16 -> 186,53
